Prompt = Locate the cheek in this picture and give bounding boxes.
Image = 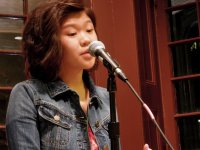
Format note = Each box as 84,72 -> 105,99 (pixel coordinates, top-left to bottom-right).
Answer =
62,48 -> 77,63
61,38 -> 77,50
92,32 -> 98,41
61,45 -> 76,63
61,40 -> 78,57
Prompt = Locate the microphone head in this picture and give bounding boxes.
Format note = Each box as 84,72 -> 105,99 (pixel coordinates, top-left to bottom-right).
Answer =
88,41 -> 105,56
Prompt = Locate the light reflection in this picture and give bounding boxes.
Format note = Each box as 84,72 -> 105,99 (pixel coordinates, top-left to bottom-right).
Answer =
14,36 -> 22,40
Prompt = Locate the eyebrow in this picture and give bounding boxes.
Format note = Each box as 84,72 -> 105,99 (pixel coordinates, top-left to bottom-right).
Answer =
62,19 -> 93,29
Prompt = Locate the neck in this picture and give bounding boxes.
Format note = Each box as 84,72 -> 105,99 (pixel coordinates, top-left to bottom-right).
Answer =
59,69 -> 83,88
59,69 -> 87,98
59,69 -> 90,114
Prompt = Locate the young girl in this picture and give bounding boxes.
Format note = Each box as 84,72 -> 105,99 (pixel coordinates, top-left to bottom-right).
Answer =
6,0 -> 110,149
6,0 -> 151,149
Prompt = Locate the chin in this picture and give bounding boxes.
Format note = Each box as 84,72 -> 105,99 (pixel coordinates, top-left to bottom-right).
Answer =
84,66 -> 94,70
83,63 -> 95,70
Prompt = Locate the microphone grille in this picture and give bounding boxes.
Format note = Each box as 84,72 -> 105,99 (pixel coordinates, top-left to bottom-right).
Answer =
89,41 -> 105,56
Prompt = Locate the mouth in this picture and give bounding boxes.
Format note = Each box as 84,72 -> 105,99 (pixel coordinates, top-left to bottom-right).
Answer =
80,50 -> 90,55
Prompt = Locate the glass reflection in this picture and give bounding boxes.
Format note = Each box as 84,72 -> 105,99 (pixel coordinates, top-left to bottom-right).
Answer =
0,32 -> 22,50
178,116 -> 200,150
0,54 -> 25,86
172,41 -> 200,76
0,18 -> 23,50
0,18 -> 23,32
0,0 -> 23,15
169,0 -> 195,7
169,6 -> 198,41
175,78 -> 200,113
28,0 -> 48,12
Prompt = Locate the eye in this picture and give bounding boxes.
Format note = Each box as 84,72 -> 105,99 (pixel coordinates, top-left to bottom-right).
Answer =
67,32 -> 77,36
86,28 -> 94,33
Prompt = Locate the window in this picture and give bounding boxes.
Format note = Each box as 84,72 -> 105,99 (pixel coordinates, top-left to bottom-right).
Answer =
167,0 -> 200,149
0,0 -> 47,149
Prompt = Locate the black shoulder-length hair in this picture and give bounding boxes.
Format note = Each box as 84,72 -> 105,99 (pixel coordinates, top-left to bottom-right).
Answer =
22,0 -> 96,82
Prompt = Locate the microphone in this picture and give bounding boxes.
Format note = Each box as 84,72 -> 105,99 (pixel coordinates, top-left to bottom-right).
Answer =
89,41 -> 128,81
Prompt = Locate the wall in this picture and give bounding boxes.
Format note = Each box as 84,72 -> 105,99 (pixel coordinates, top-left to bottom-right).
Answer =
91,0 -> 145,149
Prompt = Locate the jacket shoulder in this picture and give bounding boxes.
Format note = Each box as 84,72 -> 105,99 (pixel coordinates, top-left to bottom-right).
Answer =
10,79 -> 45,101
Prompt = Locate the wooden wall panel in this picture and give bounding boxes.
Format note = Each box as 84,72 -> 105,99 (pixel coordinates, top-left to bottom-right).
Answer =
91,0 -> 145,149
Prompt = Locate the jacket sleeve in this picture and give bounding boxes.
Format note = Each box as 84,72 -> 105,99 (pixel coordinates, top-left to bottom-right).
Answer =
6,82 -> 40,150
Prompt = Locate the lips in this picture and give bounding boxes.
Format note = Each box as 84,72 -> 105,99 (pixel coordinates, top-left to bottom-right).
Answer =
80,50 -> 90,55
81,51 -> 89,55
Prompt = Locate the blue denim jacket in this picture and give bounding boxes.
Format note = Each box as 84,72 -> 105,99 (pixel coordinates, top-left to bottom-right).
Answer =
6,74 -> 111,150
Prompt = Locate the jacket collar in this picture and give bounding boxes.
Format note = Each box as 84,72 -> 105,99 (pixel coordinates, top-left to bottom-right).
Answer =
45,71 -> 103,106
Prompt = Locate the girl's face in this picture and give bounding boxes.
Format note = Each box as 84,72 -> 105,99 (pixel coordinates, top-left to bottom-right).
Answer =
59,11 -> 97,73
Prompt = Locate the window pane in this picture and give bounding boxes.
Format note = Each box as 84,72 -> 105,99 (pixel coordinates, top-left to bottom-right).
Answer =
169,6 -> 198,41
169,0 -> 196,7
0,32 -> 22,50
0,18 -> 23,50
0,0 -> 23,15
172,41 -> 200,77
0,91 -> 9,125
0,128 -> 7,150
28,0 -> 48,12
178,116 -> 200,150
0,91 -> 9,149
0,54 -> 25,86
175,78 -> 200,113
0,18 -> 23,33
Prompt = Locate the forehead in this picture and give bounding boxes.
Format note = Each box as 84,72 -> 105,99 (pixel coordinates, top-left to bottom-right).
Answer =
61,11 -> 93,27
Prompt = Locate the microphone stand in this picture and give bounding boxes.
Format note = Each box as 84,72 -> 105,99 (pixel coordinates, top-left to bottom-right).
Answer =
102,58 -> 174,150
103,60 -> 120,150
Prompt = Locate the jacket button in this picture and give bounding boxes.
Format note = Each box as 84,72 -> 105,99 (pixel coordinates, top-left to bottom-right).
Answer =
95,121 -> 100,128
54,115 -> 60,121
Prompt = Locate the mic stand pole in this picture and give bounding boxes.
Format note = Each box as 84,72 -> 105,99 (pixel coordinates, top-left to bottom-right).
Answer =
104,60 -> 120,150
100,56 -> 174,150
125,80 -> 175,150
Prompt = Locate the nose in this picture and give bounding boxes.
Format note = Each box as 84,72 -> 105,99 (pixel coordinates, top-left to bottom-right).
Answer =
80,32 -> 91,47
